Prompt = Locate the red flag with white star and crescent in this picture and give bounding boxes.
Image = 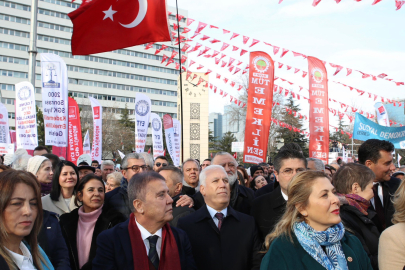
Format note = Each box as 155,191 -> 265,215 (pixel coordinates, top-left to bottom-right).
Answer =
68,0 -> 172,55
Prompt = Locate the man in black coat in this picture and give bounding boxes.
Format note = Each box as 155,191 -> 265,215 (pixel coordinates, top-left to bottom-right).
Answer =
193,152 -> 255,215
181,159 -> 200,196
251,150 -> 307,244
358,139 -> 401,232
178,165 -> 261,270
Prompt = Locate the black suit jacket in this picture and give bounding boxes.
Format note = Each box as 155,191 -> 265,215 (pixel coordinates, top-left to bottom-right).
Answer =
92,219 -> 196,270
251,185 -> 287,244
181,185 -> 196,197
254,181 -> 275,197
171,193 -> 195,227
177,205 -> 261,270
104,186 -> 131,218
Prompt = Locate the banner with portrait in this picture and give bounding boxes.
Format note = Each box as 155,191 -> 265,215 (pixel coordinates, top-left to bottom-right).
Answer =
150,113 -> 164,159
134,93 -> 151,153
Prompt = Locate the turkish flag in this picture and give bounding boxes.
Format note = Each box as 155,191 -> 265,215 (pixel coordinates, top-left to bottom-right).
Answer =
68,0 -> 172,55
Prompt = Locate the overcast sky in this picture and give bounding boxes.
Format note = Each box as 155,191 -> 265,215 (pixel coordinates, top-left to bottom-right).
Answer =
167,0 -> 405,128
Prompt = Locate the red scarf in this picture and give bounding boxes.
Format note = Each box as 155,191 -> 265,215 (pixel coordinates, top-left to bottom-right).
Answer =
128,213 -> 181,270
343,193 -> 371,216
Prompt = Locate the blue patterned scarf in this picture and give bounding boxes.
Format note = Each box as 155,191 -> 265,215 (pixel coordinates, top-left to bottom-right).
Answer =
293,221 -> 348,270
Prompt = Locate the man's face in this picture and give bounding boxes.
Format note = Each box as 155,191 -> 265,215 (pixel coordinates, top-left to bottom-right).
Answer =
274,158 -> 306,195
261,166 -> 269,177
153,158 -> 168,172
252,169 -> 264,178
201,160 -> 211,171
79,168 -> 94,180
91,162 -> 99,168
33,149 -> 48,156
159,170 -> 181,197
200,168 -> 230,211
183,161 -> 199,187
268,165 -> 274,174
122,158 -> 146,181
367,150 -> 395,182
212,154 -> 237,185
102,165 -> 114,181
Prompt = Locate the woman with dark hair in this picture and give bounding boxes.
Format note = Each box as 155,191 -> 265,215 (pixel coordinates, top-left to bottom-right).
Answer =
59,174 -> 126,270
41,160 -> 79,216
237,165 -> 249,187
333,163 -> 380,270
261,171 -> 372,270
250,175 -> 268,191
0,170 -> 54,270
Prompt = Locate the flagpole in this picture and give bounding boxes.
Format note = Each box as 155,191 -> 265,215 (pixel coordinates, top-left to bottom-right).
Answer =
175,0 -> 184,164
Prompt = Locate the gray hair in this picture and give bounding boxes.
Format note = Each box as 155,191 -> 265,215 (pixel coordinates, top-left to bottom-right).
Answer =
139,152 -> 154,169
182,158 -> 200,171
122,153 -> 144,169
12,154 -> 32,171
307,158 -> 325,171
158,166 -> 183,185
107,171 -> 123,186
127,171 -> 165,212
101,160 -> 115,170
212,152 -> 238,166
199,165 -> 227,186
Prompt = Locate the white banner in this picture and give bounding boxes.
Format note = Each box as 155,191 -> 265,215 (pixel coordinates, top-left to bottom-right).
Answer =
40,53 -> 68,146
150,113 -> 164,159
15,82 -> 38,150
163,114 -> 176,164
232,142 -> 244,152
374,102 -> 390,127
83,130 -> 91,155
0,143 -> 14,155
173,119 -> 181,166
89,97 -> 102,163
134,93 -> 151,153
0,103 -> 11,144
118,150 -> 125,159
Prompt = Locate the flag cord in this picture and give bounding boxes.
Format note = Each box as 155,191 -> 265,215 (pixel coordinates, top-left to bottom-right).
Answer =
175,0 -> 184,164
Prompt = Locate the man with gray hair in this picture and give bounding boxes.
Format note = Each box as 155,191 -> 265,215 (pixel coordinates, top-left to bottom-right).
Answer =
139,152 -> 154,171
93,171 -> 196,270
101,160 -> 115,183
306,157 -> 325,172
192,152 -> 254,215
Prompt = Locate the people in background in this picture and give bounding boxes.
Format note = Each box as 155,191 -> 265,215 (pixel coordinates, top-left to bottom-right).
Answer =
324,164 -> 337,179
100,160 -> 115,183
33,145 -> 50,156
139,152 -> 154,171
237,165 -> 250,187
250,175 -> 268,192
392,171 -> 404,181
153,155 -> 169,172
77,162 -> 96,181
306,157 -> 325,172
91,160 -> 99,168
94,166 -> 102,178
43,154 -> 60,173
105,171 -> 123,193
181,158 -> 200,196
200,158 -> 211,171
26,156 -> 54,197
260,171 -> 372,269
250,165 -> 264,179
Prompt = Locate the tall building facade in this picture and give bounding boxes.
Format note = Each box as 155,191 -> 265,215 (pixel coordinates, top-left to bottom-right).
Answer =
0,0 -> 187,148
209,112 -> 223,140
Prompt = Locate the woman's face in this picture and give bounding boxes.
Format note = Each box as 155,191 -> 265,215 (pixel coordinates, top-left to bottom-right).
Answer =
255,176 -> 267,189
36,160 -> 53,184
106,178 -> 119,192
59,166 -> 77,190
355,181 -> 374,201
78,179 -> 105,212
299,177 -> 341,231
3,183 -> 38,241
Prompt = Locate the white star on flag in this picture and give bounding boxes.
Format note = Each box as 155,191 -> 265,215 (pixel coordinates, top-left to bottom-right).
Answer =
103,6 -> 117,21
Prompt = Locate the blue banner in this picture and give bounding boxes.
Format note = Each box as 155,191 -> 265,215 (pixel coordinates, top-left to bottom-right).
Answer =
353,113 -> 405,149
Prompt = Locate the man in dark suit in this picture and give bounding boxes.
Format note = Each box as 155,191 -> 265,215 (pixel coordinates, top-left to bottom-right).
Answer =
178,165 -> 261,270
358,139 -> 401,232
93,171 -> 196,270
181,159 -> 200,196
159,166 -> 195,227
193,152 -> 255,215
251,150 -> 307,244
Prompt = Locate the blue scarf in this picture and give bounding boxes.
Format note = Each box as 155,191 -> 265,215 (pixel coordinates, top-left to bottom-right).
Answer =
293,221 -> 348,270
25,242 -> 54,270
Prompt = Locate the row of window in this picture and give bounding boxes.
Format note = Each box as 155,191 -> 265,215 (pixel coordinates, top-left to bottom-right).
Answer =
8,112 -> 15,119
38,8 -> 70,20
0,27 -> 30,38
0,0 -> 30,11
0,13 -> 30,25
0,69 -> 28,78
38,21 -> 72,33
37,34 -> 71,45
40,0 -> 80,9
0,55 -> 28,65
1,97 -> 42,108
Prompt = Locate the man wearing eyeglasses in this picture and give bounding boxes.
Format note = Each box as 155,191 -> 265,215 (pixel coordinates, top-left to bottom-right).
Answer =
251,149 -> 307,244
153,156 -> 169,172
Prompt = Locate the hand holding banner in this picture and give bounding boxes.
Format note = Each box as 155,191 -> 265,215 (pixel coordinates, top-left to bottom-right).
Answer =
150,113 -> 164,159
135,93 -> 151,153
89,97 -> 102,162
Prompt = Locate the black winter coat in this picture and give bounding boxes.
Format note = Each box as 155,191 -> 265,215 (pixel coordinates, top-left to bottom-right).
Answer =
340,203 -> 380,270
104,186 -> 131,218
170,193 -> 195,227
59,206 -> 126,270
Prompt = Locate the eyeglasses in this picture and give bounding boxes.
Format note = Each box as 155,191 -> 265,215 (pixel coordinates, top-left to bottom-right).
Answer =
280,168 -> 306,175
122,165 -> 147,172
155,162 -> 168,167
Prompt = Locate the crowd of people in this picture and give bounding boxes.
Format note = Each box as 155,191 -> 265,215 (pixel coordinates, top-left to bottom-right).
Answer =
0,138 -> 404,269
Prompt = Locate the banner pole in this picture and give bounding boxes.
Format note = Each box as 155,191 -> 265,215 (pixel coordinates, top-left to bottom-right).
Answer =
175,0 -> 184,164
28,0 -> 38,86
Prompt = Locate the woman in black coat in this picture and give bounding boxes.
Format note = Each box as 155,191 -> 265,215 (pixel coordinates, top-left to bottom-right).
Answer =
332,163 -> 380,270
59,174 -> 126,270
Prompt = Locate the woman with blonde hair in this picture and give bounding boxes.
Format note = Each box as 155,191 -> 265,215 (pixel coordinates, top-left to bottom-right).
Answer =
378,180 -> 405,270
0,170 -> 54,270
260,171 -> 372,270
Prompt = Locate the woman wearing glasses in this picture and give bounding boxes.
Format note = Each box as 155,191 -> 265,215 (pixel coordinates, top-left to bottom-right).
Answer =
42,161 -> 80,216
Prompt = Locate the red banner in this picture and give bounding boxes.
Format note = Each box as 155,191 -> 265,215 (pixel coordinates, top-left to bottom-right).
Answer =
308,56 -> 329,163
67,97 -> 83,164
243,51 -> 274,164
52,146 -> 66,158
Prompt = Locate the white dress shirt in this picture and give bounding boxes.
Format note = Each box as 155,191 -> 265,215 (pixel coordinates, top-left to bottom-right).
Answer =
5,242 -> 36,270
370,182 -> 384,208
135,218 -> 162,258
206,205 -> 227,228
281,190 -> 288,201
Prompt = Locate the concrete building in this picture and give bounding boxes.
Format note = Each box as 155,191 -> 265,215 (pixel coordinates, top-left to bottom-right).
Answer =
223,104 -> 245,142
177,72 -> 209,161
209,112 -> 223,140
0,0 -> 187,149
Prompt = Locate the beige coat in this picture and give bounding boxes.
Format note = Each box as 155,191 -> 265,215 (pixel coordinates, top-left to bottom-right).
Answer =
41,193 -> 78,216
379,222 -> 405,270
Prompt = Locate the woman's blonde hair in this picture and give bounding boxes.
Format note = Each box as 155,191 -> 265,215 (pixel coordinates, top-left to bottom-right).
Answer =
392,180 -> 405,224
264,170 -> 328,250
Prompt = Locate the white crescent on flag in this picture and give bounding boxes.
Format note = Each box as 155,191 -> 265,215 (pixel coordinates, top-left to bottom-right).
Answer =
119,0 -> 148,28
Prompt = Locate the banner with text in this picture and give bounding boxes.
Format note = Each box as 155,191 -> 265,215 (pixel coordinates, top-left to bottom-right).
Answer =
0,102 -> 11,144
40,53 -> 68,147
374,102 -> 390,127
89,97 -> 102,162
353,113 -> 405,149
150,113 -> 164,159
243,51 -> 275,164
15,82 -> 38,149
163,114 -> 176,163
0,143 -> 14,155
68,97 -> 83,164
173,119 -> 181,166
308,56 -> 329,163
83,130 -> 91,155
134,93 -> 151,153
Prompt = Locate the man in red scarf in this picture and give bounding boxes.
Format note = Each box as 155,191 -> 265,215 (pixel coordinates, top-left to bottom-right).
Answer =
93,171 -> 196,270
